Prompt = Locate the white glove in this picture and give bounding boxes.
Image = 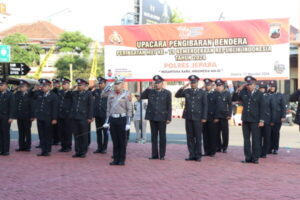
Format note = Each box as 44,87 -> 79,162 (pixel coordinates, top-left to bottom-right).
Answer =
125,124 -> 131,131
103,123 -> 110,129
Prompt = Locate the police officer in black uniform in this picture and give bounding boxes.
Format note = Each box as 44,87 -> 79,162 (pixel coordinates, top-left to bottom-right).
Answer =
70,79 -> 94,158
0,78 -> 15,156
214,79 -> 232,153
175,75 -> 207,161
57,78 -> 73,152
51,78 -> 61,145
93,77 -> 108,154
232,76 -> 265,164
257,81 -> 275,158
33,79 -> 58,156
14,80 -> 33,152
141,75 -> 172,160
202,78 -> 218,156
31,83 -> 43,148
268,80 -> 286,155
290,88 -> 300,125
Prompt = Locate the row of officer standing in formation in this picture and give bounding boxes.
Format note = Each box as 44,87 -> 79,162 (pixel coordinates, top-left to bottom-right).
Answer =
0,73 -> 289,165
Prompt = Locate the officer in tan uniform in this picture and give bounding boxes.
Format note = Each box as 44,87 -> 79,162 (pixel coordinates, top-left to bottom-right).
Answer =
103,76 -> 132,166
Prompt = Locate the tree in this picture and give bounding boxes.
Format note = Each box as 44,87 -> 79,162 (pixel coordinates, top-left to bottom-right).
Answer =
170,9 -> 185,23
56,31 -> 93,56
55,55 -> 90,79
2,33 -> 43,66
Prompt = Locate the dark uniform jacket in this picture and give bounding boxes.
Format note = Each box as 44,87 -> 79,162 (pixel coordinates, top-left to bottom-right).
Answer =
261,93 -> 276,124
215,91 -> 232,119
92,89 -> 107,119
270,92 -> 286,123
34,91 -> 58,121
206,90 -> 217,121
232,88 -> 265,123
175,88 -> 207,121
0,90 -> 15,119
14,91 -> 33,119
70,90 -> 94,120
141,88 -> 172,122
289,90 -> 300,124
57,90 -> 73,119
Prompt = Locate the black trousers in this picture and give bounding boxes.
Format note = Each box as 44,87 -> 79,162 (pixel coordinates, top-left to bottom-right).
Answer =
72,119 -> 89,155
260,124 -> 271,157
270,123 -> 282,151
88,123 -> 91,146
242,122 -> 261,161
203,120 -> 217,155
52,123 -> 60,144
95,117 -> 108,151
0,119 -> 10,153
58,118 -> 72,150
17,119 -> 32,150
185,119 -> 202,159
110,117 -> 127,162
149,120 -> 167,158
216,118 -> 229,151
37,120 -> 53,153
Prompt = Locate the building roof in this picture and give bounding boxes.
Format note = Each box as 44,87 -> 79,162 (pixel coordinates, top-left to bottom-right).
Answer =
0,21 -> 64,41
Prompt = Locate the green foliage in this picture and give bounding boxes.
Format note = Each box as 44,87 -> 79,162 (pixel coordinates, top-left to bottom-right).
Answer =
170,9 -> 185,23
55,55 -> 90,79
56,31 -> 93,56
2,33 -> 43,66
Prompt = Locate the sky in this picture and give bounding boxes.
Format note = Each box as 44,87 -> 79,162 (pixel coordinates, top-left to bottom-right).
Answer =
1,0 -> 299,41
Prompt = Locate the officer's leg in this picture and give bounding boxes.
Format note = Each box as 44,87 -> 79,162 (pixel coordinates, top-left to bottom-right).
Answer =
87,123 -> 91,146
95,118 -> 102,151
209,121 -> 218,156
221,118 -> 229,151
202,122 -> 209,155
72,120 -> 80,154
158,121 -> 167,158
261,125 -> 271,157
142,120 -> 147,141
2,119 -> 10,154
37,120 -> 46,153
99,117 -> 108,151
17,119 -> 25,149
58,119 -> 65,149
110,118 -> 119,161
80,120 -> 89,155
65,119 -> 72,150
194,120 -> 202,159
134,120 -> 140,142
251,122 -> 261,161
24,119 -> 32,150
274,123 -> 282,151
44,121 -> 53,153
242,122 -> 252,161
149,120 -> 159,157
119,117 -> 127,163
216,121 -> 222,152
185,119 -> 195,158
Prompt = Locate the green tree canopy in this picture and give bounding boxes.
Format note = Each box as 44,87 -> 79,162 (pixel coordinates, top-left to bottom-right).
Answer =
55,55 -> 90,79
2,33 -> 43,66
56,31 -> 93,56
170,9 -> 185,23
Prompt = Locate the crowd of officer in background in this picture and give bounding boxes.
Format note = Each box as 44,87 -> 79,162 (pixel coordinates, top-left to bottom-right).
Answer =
0,73 -> 293,166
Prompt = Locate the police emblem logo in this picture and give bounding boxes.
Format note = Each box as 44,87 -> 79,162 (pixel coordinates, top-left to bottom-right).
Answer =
246,77 -> 251,81
109,31 -> 123,45
42,80 -> 46,83
191,75 -> 195,79
269,23 -> 281,39
274,61 -> 285,74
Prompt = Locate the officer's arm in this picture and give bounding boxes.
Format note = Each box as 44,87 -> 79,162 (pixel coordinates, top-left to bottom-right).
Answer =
202,91 -> 208,120
289,90 -> 300,102
141,88 -> 150,100
175,88 -> 185,98
88,92 -> 94,120
9,93 -> 16,119
105,94 -> 111,123
259,93 -> 265,122
167,91 -> 172,121
227,92 -> 233,117
52,94 -> 58,120
126,97 -> 133,123
270,96 -> 276,123
281,94 -> 287,119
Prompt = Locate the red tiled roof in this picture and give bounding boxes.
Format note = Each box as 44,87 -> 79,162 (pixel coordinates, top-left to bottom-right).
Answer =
0,21 -> 64,40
